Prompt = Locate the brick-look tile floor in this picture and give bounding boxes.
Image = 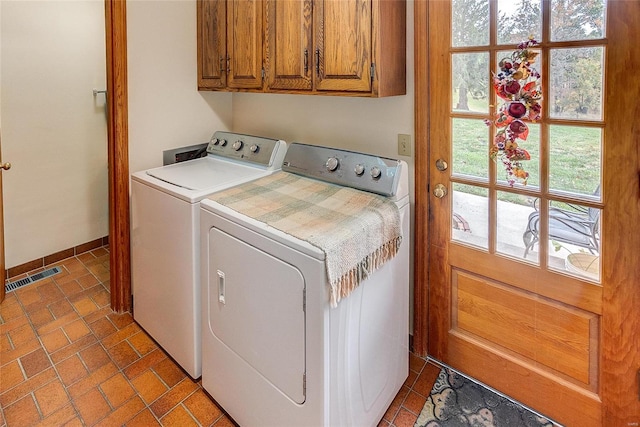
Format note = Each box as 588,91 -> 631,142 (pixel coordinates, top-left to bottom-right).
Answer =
0,247 -> 440,426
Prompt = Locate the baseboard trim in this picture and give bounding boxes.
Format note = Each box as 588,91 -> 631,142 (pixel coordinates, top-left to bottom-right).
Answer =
6,235 -> 109,280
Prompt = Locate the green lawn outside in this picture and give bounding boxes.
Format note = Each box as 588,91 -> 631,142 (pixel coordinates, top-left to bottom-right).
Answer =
451,95 -> 601,205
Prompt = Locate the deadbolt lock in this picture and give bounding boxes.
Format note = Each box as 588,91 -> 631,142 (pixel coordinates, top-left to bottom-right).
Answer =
435,159 -> 448,171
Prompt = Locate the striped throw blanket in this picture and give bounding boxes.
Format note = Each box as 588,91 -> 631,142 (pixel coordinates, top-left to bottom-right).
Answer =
207,171 -> 402,307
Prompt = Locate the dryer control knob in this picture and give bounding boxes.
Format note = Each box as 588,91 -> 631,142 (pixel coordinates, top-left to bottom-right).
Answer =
354,164 -> 365,176
370,166 -> 382,179
250,144 -> 259,153
232,140 -> 243,151
220,139 -> 228,146
211,138 -> 220,145
326,157 -> 339,172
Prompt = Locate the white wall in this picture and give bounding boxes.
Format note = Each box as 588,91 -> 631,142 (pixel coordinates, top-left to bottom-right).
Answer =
1,1 -> 109,268
127,0 -> 232,175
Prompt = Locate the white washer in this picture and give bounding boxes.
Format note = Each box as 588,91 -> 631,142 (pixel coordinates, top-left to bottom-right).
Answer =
131,131 -> 286,379
199,143 -> 410,427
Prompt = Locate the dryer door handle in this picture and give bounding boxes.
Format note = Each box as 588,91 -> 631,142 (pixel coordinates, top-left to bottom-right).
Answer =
217,270 -> 226,304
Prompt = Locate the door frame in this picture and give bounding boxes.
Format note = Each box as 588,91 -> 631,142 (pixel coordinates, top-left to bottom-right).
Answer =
413,0 -> 640,424
412,0 -> 429,356
105,0 -> 131,313
0,137 -> 5,304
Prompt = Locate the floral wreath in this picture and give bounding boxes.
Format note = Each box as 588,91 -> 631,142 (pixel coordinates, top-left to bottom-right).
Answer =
487,37 -> 542,186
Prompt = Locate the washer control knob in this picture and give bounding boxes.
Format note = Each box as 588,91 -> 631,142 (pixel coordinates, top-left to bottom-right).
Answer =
211,138 -> 220,145
326,157 -> 340,172
232,140 -> 243,151
219,139 -> 227,147
370,166 -> 382,179
354,164 -> 365,176
249,144 -> 259,153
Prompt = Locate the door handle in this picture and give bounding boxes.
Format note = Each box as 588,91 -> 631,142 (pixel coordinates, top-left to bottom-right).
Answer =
1,162 -> 11,171
433,183 -> 448,198
217,270 -> 226,304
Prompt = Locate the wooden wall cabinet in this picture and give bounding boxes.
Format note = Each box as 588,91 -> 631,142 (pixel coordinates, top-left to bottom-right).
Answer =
265,0 -> 313,91
198,0 -> 406,97
313,0 -> 374,93
198,0 -> 263,90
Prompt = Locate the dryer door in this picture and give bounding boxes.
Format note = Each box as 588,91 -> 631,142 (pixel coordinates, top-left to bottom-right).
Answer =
206,227 -> 306,404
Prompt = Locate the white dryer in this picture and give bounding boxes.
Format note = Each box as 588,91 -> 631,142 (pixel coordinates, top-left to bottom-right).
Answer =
131,131 -> 286,379
199,143 -> 410,426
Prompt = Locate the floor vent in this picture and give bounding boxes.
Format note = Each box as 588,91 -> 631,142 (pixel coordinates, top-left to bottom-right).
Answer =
5,266 -> 62,293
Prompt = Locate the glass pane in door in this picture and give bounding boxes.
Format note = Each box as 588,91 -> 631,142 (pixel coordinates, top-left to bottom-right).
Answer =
546,200 -> 601,282
497,191 -> 538,262
550,0 -> 606,42
497,0 -> 541,45
452,0 -> 489,47
452,118 -> 490,179
452,53 -> 489,113
549,47 -> 604,121
495,123 -> 541,189
452,183 -> 488,249
549,125 -> 602,196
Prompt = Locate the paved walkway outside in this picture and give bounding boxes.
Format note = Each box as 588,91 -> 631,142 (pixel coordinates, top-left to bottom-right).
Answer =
450,190 -> 599,281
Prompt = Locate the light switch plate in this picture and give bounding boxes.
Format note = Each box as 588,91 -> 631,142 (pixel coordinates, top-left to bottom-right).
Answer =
398,134 -> 412,157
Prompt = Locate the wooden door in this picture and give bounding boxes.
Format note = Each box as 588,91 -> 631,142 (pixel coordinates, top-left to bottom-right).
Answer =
198,0 -> 227,89
416,1 -> 640,426
226,0 -> 263,89
314,0 -> 371,92
265,0 -> 313,91
0,140 -> 6,304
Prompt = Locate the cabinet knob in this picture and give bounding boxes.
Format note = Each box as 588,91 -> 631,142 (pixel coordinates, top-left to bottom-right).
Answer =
1,162 -> 11,171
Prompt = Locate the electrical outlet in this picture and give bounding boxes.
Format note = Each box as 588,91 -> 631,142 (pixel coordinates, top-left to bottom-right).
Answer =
398,134 -> 412,157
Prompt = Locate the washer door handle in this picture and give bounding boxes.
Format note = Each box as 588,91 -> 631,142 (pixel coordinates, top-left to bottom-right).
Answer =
217,270 -> 226,304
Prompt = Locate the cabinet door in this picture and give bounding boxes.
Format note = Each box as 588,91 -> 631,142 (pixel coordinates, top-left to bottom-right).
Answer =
314,0 -> 372,92
265,0 -> 313,91
198,0 -> 227,89
227,0 -> 263,89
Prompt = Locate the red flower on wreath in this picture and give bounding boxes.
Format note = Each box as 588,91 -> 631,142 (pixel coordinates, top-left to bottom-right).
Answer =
487,37 -> 542,186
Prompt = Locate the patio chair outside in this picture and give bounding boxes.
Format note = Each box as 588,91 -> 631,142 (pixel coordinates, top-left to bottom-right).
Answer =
522,187 -> 600,257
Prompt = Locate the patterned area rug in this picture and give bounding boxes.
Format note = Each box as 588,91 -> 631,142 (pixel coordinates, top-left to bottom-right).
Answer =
415,368 -> 555,427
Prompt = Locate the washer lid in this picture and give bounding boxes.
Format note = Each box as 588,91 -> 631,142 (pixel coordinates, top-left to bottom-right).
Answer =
145,157 -> 264,191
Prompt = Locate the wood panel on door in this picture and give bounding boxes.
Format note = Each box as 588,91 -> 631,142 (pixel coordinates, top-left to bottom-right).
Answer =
416,1 -> 640,426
